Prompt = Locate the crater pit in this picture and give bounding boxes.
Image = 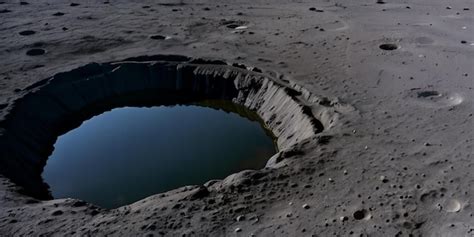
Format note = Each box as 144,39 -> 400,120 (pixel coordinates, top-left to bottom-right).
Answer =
0,55 -> 330,207
43,103 -> 276,208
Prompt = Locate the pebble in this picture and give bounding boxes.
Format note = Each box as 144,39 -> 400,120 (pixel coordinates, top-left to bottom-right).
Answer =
302,204 -> 310,209
235,227 -> 242,233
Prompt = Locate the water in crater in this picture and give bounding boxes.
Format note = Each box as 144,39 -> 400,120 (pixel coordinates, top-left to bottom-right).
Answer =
42,103 -> 276,209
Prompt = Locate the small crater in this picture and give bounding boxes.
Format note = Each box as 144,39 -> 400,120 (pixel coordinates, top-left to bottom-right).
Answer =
70,3 -> 80,7
353,209 -> 368,220
226,24 -> 240,29
379,43 -> 399,50
0,9 -> 11,13
409,89 -> 463,107
417,91 -> 440,98
51,210 -> 63,216
26,48 -> 46,56
420,190 -> 439,203
221,20 -> 247,29
19,30 -> 36,36
150,35 -> 166,40
52,12 -> 65,16
309,7 -> 324,12
444,199 -> 462,213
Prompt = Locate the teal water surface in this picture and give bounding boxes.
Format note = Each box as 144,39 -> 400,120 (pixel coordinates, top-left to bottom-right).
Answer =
42,105 -> 276,209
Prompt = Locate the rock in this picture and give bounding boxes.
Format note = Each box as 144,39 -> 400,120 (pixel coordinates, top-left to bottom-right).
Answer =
188,186 -> 210,200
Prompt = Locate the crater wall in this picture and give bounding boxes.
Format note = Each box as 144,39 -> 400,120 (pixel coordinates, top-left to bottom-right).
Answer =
0,55 -> 330,199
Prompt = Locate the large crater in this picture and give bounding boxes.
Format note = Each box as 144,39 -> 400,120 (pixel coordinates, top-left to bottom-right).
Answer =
0,55 -> 330,202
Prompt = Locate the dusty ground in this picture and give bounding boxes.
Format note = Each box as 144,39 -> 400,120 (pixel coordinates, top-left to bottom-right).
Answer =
0,0 -> 473,236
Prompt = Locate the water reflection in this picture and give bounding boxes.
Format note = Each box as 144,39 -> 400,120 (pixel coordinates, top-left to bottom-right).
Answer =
42,104 -> 276,208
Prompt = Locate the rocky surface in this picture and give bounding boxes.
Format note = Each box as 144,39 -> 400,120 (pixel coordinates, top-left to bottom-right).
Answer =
0,0 -> 473,236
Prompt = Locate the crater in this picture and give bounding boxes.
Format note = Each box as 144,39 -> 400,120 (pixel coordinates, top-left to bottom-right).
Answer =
19,30 -> 36,36
43,103 -> 276,208
149,34 -> 167,40
417,90 -> 440,98
26,48 -> 46,56
221,20 -> 248,29
0,55 -> 326,207
379,43 -> 399,51
408,88 -> 463,108
353,209 -> 369,220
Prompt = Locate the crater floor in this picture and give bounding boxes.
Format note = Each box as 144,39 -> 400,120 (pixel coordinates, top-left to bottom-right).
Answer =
0,0 -> 473,236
